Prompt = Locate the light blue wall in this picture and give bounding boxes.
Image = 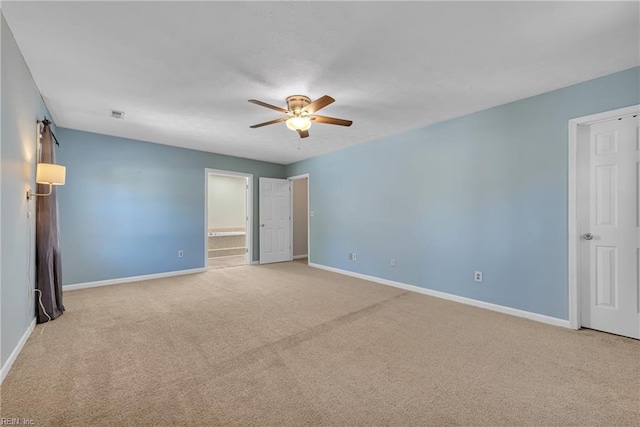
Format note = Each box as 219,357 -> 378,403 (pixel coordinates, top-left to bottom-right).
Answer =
1,14 -> 53,367
56,128 -> 285,285
286,67 -> 640,320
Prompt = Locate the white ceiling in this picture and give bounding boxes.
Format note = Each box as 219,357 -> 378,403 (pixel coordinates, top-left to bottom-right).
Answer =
3,1 -> 639,165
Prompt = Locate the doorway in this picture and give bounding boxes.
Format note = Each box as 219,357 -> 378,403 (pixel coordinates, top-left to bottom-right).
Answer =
205,169 -> 253,269
290,174 -> 309,264
569,105 -> 639,339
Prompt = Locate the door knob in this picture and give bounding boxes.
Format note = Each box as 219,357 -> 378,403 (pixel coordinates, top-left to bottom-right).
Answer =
583,233 -> 594,240
261,224 -> 265,227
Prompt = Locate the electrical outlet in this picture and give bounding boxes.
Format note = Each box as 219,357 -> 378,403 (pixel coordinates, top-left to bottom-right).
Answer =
390,258 -> 396,267
178,250 -> 184,258
474,271 -> 483,282
352,252 -> 356,261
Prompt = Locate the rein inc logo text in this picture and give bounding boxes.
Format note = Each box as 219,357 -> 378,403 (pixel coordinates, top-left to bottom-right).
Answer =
0,419 -> 35,426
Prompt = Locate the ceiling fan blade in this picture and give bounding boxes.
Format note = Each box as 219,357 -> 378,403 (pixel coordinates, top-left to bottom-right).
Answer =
298,130 -> 309,138
302,95 -> 335,114
249,117 -> 288,128
310,115 -> 353,127
248,99 -> 289,114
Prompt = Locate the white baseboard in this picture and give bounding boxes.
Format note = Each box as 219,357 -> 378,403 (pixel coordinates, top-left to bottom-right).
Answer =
309,263 -> 571,329
63,267 -> 207,291
293,254 -> 308,260
1,317 -> 36,384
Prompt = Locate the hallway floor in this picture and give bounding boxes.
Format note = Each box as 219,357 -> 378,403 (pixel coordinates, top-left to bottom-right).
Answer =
208,255 -> 246,269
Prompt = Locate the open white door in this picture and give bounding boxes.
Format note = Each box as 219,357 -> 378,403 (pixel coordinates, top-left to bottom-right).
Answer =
259,177 -> 291,264
580,115 -> 640,339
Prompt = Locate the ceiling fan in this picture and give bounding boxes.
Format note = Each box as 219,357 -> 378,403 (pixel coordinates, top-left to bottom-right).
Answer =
248,95 -> 353,138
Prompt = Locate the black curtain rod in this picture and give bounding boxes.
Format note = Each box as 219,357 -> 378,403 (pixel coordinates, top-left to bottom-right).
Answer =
38,116 -> 60,146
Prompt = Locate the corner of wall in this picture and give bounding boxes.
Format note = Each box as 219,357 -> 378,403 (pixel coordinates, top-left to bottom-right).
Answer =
0,9 -> 4,382
0,10 -> 52,375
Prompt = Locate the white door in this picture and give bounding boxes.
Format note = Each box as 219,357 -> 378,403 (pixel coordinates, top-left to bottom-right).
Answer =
259,178 -> 291,264
580,115 -> 640,339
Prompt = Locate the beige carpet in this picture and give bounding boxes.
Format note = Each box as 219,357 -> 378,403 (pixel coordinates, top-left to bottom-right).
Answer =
1,262 -> 638,426
208,255 -> 246,269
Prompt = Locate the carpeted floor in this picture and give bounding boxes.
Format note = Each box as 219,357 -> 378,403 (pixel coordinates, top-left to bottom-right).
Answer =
208,255 -> 246,269
1,262 -> 638,426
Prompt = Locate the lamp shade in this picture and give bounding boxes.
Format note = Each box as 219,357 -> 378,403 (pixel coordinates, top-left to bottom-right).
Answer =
36,163 -> 66,185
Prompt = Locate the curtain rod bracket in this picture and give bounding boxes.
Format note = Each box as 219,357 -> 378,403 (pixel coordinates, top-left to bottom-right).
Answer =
38,116 -> 60,146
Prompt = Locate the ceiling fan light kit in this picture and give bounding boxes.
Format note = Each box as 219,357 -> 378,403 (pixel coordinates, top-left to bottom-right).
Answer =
286,116 -> 312,131
249,94 -> 352,139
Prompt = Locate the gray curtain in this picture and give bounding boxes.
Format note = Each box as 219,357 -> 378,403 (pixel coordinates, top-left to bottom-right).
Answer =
35,123 -> 64,323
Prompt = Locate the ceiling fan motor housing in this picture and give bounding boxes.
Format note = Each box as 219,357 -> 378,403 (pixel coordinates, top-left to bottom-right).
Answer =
286,95 -> 311,115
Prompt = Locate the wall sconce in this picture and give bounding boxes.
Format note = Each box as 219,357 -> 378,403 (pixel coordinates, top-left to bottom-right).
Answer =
27,163 -> 66,199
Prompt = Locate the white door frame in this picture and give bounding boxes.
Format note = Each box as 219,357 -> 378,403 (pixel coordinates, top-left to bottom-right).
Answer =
567,104 -> 639,330
288,173 -> 310,261
204,168 -> 253,266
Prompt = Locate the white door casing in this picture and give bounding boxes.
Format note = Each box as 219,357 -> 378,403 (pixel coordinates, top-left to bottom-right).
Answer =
259,177 -> 291,264
204,169 -> 253,266
579,115 -> 639,339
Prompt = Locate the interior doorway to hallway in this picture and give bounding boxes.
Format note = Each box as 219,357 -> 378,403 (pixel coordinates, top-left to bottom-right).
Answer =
205,169 -> 253,269
290,174 -> 309,264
